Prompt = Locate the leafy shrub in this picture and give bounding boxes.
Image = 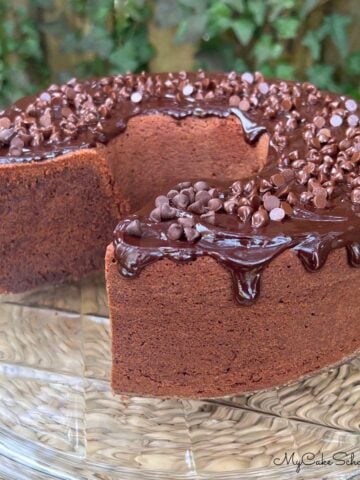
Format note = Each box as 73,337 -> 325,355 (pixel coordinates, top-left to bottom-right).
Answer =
0,0 -> 358,108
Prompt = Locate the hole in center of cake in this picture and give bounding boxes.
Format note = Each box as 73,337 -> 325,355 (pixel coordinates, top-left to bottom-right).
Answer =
101,114 -> 269,211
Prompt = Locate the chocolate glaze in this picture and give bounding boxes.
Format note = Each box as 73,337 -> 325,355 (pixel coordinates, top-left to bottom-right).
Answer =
113,187 -> 360,305
0,71 -> 359,304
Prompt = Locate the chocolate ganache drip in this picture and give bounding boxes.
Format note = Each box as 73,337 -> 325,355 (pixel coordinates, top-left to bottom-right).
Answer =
0,71 -> 359,303
113,176 -> 359,305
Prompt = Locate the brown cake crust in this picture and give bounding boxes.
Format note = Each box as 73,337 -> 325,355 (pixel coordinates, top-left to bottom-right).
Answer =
106,243 -> 360,398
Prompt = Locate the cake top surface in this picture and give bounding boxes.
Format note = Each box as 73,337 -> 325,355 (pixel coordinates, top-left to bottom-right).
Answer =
0,70 -> 358,166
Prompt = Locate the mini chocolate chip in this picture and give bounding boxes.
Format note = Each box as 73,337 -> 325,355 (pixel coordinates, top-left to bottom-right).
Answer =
61,107 -> 73,118
130,91 -> 142,103
178,216 -> 195,228
269,207 -> 285,222
208,188 -> 220,198
125,219 -> 142,237
321,143 -> 338,156
155,195 -> 169,207
303,162 -> 316,174
229,95 -> 240,107
9,146 -> 22,156
282,168 -> 295,181
351,188 -> 360,204
241,72 -> 254,84
345,99 -> 357,112
207,198 -> 223,211
0,128 -> 14,143
318,128 -> 331,138
313,191 -> 327,209
188,201 -> 206,214
251,208 -> 269,228
231,181 -> 243,194
314,116 -> 325,129
281,98 -> 292,111
259,178 -> 272,192
182,84 -> 194,96
10,136 -> 24,149
296,170 -> 310,185
330,114 -> 343,127
167,189 -> 178,199
200,211 -> 216,224
270,173 -> 286,187
238,205 -> 253,222
239,99 -> 250,111
238,197 -> 251,207
39,92 -> 51,103
65,86 -> 75,100
194,180 -> 210,191
280,201 -> 293,216
224,199 -> 238,214
167,223 -> 183,241
244,180 -> 256,195
308,94 -> 318,105
292,159 -> 306,169
0,117 -> 11,129
263,195 -> 280,211
308,178 -> 321,192
258,82 -> 269,94
184,226 -> 200,242
160,203 -> 177,220
149,207 -> 162,222
172,193 -> 190,209
300,191 -> 313,204
348,114 -> 359,127
287,192 -> 298,206
181,187 -> 195,203
195,190 -> 211,205
176,181 -> 191,189
249,194 -> 262,209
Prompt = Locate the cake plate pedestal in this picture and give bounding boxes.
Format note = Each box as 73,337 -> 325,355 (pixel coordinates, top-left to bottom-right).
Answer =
0,274 -> 359,479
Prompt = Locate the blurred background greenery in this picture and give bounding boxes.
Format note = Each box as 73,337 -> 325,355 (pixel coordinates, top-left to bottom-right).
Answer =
0,0 -> 359,108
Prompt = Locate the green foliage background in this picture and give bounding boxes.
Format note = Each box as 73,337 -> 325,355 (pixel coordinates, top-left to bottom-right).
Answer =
0,0 -> 359,108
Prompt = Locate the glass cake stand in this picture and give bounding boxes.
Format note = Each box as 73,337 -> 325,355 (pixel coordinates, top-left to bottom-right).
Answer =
0,274 -> 359,480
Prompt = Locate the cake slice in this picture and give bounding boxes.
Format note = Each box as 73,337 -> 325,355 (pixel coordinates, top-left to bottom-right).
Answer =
0,150 -> 121,293
106,179 -> 360,398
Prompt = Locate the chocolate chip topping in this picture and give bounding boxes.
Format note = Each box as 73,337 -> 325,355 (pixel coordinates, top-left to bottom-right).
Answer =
115,169 -> 359,306
125,219 -> 142,237
269,207 -> 285,222
263,195 -> 280,211
0,72 -> 358,214
167,223 -> 183,241
251,208 -> 269,228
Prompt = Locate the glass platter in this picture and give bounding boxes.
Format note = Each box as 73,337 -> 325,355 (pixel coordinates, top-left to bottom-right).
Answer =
0,273 -> 359,480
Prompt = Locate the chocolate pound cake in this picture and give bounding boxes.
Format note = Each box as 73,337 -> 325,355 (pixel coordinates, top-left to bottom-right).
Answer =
0,71 -> 359,398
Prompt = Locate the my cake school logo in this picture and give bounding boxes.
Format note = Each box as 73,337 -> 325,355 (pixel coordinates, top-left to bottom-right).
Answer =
272,451 -> 360,473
